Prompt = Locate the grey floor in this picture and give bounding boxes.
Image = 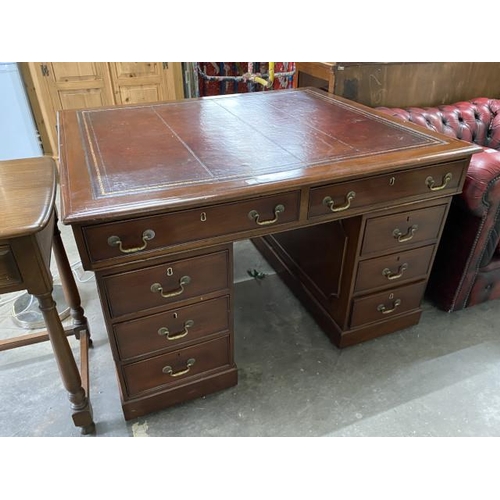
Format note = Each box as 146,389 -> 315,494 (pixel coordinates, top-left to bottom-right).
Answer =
1,221 -> 500,438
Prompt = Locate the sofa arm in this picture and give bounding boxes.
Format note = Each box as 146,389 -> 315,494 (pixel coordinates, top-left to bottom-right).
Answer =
460,148 -> 500,214
463,149 -> 500,267
427,149 -> 500,310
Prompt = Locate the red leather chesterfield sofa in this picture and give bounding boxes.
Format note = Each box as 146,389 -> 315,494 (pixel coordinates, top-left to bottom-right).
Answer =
377,98 -> 500,312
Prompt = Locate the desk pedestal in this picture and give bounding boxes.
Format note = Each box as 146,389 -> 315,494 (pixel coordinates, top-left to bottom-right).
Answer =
252,198 -> 449,348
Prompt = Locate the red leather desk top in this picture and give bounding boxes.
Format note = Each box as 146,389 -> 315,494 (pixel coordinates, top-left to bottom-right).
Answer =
58,88 -> 477,224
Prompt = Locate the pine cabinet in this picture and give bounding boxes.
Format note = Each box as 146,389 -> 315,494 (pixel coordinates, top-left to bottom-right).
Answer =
20,62 -> 184,157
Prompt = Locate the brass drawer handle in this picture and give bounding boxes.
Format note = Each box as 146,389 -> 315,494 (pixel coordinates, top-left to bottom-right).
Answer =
108,229 -> 155,254
151,276 -> 191,298
322,191 -> 356,213
393,224 -> 418,242
426,172 -> 452,191
158,319 -> 195,340
162,358 -> 195,377
382,263 -> 408,280
248,204 -> 285,226
377,298 -> 401,314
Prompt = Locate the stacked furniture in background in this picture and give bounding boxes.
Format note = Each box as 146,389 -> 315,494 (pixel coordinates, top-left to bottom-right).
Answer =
377,98 -> 500,311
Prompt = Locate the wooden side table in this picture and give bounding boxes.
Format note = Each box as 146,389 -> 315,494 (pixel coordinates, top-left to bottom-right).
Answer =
294,62 -> 336,93
0,156 -> 94,434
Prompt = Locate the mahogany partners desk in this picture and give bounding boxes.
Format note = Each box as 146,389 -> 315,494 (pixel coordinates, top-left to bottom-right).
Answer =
58,88 -> 479,420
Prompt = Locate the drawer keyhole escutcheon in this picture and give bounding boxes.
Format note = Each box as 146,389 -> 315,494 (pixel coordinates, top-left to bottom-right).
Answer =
166,267 -> 174,276
426,172 -> 452,191
389,177 -> 395,186
151,276 -> 191,298
382,263 -> 408,280
377,298 -> 401,314
107,229 -> 155,254
248,204 -> 285,226
200,212 -> 207,222
162,358 -> 195,377
323,191 -> 356,213
393,224 -> 418,242
158,319 -> 195,340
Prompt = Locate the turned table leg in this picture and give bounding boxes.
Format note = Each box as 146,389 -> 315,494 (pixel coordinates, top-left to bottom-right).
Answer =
36,291 -> 95,435
52,217 -> 91,342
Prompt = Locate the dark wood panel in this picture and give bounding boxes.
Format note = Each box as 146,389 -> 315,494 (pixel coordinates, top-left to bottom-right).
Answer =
270,221 -> 348,299
333,62 -> 500,108
0,245 -> 22,289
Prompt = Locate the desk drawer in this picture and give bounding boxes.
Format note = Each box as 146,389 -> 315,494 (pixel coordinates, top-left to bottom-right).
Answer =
103,249 -> 230,318
350,281 -> 427,328
122,336 -> 231,397
308,160 -> 465,219
114,296 -> 230,360
0,245 -> 22,290
355,245 -> 435,293
83,191 -> 300,263
361,204 -> 447,256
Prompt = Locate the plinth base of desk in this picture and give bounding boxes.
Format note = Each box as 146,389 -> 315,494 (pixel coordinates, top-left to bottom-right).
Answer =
121,366 -> 238,421
332,311 -> 423,348
251,236 -> 423,348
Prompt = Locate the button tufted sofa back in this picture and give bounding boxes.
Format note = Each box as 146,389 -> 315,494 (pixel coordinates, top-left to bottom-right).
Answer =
377,98 -> 500,150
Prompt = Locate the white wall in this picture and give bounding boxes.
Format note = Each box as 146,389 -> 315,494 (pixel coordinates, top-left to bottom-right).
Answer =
0,62 -> 42,160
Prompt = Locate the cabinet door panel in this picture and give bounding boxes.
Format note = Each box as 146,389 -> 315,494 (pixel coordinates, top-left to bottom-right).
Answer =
46,62 -> 114,106
50,62 -> 105,83
109,62 -> 183,104
119,84 -> 161,104
113,62 -> 160,78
